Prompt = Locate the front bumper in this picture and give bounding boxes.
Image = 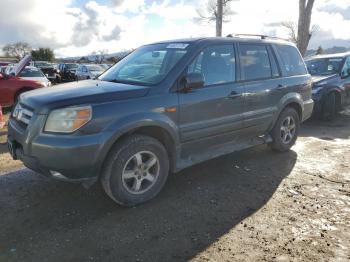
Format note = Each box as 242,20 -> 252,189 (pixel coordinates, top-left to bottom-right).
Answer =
7,116 -> 105,182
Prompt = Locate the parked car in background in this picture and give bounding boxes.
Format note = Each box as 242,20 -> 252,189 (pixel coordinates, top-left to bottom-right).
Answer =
75,64 -> 105,80
7,37 -> 313,206
100,64 -> 112,70
6,66 -> 51,87
0,55 -> 45,107
58,63 -> 78,82
30,61 -> 61,84
306,52 -> 350,120
0,66 -> 7,73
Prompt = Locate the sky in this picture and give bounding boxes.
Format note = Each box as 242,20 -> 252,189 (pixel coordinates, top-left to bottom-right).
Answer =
0,0 -> 350,57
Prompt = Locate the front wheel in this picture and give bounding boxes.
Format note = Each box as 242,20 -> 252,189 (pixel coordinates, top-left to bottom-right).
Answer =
101,135 -> 169,206
270,107 -> 300,152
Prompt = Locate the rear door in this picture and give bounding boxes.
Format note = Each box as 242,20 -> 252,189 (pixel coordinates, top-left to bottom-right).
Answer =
178,44 -> 246,145
238,43 -> 283,135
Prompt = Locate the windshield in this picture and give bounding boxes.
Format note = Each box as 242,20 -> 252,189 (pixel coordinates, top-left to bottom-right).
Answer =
35,62 -> 50,67
306,57 -> 344,76
20,67 -> 45,77
86,65 -> 104,71
98,43 -> 189,85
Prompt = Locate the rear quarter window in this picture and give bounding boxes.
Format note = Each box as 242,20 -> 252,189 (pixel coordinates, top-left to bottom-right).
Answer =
275,45 -> 307,76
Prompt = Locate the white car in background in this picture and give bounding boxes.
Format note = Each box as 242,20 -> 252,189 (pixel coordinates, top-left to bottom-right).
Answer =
6,66 -> 51,87
75,64 -> 105,80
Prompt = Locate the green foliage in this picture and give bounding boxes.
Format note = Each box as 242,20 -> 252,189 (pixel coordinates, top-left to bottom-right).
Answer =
31,48 -> 55,62
316,46 -> 325,55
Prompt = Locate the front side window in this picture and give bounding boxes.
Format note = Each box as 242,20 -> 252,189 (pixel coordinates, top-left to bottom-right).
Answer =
188,44 -> 236,86
306,57 -> 344,76
341,56 -> 350,77
239,44 -> 272,81
276,45 -> 307,76
99,43 -> 188,85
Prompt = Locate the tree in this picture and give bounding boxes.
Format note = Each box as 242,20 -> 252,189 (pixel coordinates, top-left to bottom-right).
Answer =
196,0 -> 238,37
2,42 -> 31,59
316,46 -> 324,55
91,49 -> 108,64
280,0 -> 316,56
281,21 -> 298,44
297,0 -> 316,56
31,48 -> 55,62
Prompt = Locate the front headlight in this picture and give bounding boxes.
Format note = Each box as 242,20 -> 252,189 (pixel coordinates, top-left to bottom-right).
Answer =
44,106 -> 92,133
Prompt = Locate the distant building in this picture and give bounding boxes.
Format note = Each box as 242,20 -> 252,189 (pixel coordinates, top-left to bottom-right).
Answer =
0,57 -> 18,66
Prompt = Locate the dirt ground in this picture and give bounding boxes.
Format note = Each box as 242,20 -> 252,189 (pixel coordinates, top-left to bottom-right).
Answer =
0,111 -> 349,262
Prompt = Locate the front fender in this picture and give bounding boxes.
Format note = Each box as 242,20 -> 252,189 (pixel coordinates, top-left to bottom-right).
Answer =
95,111 -> 180,173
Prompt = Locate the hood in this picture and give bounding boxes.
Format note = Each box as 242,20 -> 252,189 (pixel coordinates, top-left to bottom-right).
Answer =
13,55 -> 32,77
20,80 -> 150,114
311,74 -> 338,86
21,77 -> 50,87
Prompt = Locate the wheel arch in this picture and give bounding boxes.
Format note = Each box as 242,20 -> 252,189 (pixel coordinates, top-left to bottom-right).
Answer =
97,119 -> 180,177
269,93 -> 304,131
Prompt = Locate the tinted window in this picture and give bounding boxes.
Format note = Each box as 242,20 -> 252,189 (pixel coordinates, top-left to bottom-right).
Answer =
188,45 -> 235,86
276,45 -> 307,76
239,44 -> 272,81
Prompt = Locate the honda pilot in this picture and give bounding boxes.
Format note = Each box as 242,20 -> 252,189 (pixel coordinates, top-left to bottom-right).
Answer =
7,37 -> 314,206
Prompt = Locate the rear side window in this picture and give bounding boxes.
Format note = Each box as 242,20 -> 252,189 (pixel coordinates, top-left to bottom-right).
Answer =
239,44 -> 272,81
275,45 -> 307,76
188,45 -> 236,86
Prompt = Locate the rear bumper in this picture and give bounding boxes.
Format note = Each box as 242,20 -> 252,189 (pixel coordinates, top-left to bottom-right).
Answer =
302,99 -> 314,122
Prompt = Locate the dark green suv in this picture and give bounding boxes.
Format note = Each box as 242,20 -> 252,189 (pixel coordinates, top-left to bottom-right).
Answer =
8,36 -> 313,206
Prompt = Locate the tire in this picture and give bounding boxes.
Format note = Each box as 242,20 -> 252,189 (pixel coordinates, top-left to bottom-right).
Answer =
322,92 -> 336,121
101,134 -> 169,206
270,107 -> 300,152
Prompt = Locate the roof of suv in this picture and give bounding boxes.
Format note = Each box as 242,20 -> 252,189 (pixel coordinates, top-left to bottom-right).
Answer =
306,52 -> 350,60
150,36 -> 295,46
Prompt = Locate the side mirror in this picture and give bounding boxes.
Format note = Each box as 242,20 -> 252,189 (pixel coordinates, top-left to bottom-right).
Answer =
182,73 -> 204,90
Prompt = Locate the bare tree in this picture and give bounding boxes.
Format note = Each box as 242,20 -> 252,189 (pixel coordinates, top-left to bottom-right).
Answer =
281,21 -> 298,44
297,0 -> 315,56
196,0 -> 238,37
2,42 -> 32,59
91,49 -> 108,64
280,0 -> 316,56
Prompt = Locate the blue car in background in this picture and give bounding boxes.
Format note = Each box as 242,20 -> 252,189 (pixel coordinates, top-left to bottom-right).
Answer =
306,52 -> 350,120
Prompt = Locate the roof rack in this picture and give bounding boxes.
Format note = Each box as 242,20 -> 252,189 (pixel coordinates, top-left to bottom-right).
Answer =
226,34 -> 289,41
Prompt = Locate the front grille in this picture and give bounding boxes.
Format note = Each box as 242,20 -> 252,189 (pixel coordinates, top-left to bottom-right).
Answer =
12,103 -> 34,127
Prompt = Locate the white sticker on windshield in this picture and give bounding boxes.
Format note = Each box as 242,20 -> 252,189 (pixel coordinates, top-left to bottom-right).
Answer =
166,43 -> 189,49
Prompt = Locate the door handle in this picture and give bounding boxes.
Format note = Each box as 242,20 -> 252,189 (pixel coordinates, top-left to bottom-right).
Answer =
227,93 -> 243,99
276,84 -> 287,91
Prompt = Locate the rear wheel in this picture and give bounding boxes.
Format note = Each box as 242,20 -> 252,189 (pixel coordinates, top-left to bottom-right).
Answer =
322,92 -> 337,121
270,107 -> 300,152
101,134 -> 169,206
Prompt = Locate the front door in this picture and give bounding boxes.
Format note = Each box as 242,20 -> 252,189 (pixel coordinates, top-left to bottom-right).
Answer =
178,44 -> 245,154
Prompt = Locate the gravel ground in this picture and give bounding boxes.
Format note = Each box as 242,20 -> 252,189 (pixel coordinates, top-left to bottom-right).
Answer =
0,112 -> 349,262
